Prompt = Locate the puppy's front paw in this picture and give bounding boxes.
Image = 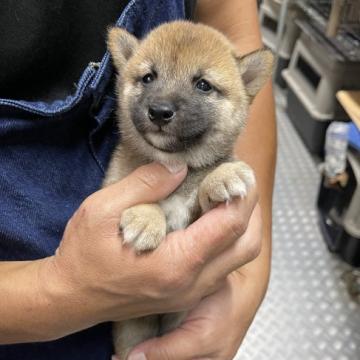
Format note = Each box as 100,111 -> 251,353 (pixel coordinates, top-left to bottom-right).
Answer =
198,161 -> 255,212
120,204 -> 166,253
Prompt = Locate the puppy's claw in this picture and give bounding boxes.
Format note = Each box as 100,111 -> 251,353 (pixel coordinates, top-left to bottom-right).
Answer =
225,178 -> 247,199
199,161 -> 255,212
120,204 -> 166,252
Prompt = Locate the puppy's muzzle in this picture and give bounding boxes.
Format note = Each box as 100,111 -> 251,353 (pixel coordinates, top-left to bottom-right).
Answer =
148,102 -> 176,127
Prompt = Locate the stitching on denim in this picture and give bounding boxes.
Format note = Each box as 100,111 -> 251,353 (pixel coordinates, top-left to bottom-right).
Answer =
0,0 -> 186,118
90,0 -> 138,90
0,1 -> 139,116
0,66 -> 96,116
88,135 -> 106,174
180,0 -> 186,19
88,92 -> 117,173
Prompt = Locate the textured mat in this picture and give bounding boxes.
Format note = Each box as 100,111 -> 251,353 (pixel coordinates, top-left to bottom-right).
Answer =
235,97 -> 360,360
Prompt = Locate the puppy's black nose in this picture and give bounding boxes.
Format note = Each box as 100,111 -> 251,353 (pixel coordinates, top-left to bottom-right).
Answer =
148,102 -> 175,126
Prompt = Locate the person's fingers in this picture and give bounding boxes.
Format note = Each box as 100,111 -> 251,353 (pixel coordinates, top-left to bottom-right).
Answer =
213,203 -> 262,271
168,186 -> 258,271
138,188 -> 258,312
85,162 -> 187,215
196,204 -> 262,296
127,326 -> 206,360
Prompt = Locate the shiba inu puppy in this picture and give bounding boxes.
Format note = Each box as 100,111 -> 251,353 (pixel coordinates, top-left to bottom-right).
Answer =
104,20 -> 273,358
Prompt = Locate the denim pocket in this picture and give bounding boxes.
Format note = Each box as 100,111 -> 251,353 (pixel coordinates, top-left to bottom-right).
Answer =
0,64 -> 98,116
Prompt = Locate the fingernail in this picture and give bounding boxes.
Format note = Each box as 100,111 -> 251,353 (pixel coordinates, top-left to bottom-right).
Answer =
128,353 -> 147,360
111,356 -> 120,360
160,161 -> 187,174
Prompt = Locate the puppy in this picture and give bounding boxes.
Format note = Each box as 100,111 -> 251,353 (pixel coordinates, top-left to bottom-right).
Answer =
104,20 -> 273,358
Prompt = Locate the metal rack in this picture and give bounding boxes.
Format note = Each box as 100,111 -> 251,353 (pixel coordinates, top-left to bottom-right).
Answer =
274,0 -> 360,62
272,0 -> 360,154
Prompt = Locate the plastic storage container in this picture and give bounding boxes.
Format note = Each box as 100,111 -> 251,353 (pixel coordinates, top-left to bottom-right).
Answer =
317,148 -> 360,266
259,0 -> 302,88
282,19 -> 360,154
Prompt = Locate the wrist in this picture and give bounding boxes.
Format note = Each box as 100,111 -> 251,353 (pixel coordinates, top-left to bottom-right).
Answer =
229,264 -> 269,331
0,258 -> 87,344
234,235 -> 272,305
37,255 -> 103,340
33,256 -> 81,341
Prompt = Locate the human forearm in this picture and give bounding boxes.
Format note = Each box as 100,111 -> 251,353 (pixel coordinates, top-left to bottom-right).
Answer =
196,0 -> 276,287
0,259 -> 73,343
195,0 -> 264,54
235,81 -> 276,291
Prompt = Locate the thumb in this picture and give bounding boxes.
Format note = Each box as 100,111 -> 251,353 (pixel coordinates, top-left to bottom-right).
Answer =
128,327 -> 197,360
95,162 -> 187,213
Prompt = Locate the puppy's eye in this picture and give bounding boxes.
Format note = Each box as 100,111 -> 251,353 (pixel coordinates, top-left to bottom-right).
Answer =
142,73 -> 155,84
195,79 -> 213,92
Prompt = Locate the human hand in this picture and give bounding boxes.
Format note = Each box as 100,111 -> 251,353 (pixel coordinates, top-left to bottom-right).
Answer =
38,162 -> 260,340
124,205 -> 264,360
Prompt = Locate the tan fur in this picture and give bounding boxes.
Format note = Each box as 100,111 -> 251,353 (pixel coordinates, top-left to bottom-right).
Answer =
198,161 -> 256,212
104,21 -> 273,358
121,204 -> 166,252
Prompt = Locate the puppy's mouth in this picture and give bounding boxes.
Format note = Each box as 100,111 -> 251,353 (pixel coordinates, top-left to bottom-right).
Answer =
143,129 -> 206,153
131,109 -> 208,153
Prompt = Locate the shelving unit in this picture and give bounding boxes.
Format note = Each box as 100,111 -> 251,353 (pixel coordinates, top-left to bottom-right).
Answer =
259,0 -> 303,87
337,91 -> 360,130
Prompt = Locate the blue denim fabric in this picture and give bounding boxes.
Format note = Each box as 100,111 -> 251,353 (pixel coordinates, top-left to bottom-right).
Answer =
0,1 -> 185,359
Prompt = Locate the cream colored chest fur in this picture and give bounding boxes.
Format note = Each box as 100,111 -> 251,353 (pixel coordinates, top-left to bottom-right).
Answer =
160,190 -> 198,232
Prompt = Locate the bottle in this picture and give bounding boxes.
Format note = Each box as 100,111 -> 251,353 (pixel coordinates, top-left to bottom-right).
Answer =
324,121 -> 349,178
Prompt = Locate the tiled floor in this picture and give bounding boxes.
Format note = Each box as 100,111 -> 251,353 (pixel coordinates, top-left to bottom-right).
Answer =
235,94 -> 360,360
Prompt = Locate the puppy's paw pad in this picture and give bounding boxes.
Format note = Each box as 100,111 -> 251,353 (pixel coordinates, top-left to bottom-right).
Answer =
120,205 -> 166,253
199,161 -> 255,212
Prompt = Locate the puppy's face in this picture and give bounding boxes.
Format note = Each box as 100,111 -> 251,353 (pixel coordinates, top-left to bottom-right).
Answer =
108,22 -> 273,168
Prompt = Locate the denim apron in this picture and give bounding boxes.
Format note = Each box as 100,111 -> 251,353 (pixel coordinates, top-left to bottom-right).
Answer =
0,1 -> 185,359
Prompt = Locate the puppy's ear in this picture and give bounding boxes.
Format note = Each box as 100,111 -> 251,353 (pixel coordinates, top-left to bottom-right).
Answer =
107,27 -> 139,71
236,49 -> 274,101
